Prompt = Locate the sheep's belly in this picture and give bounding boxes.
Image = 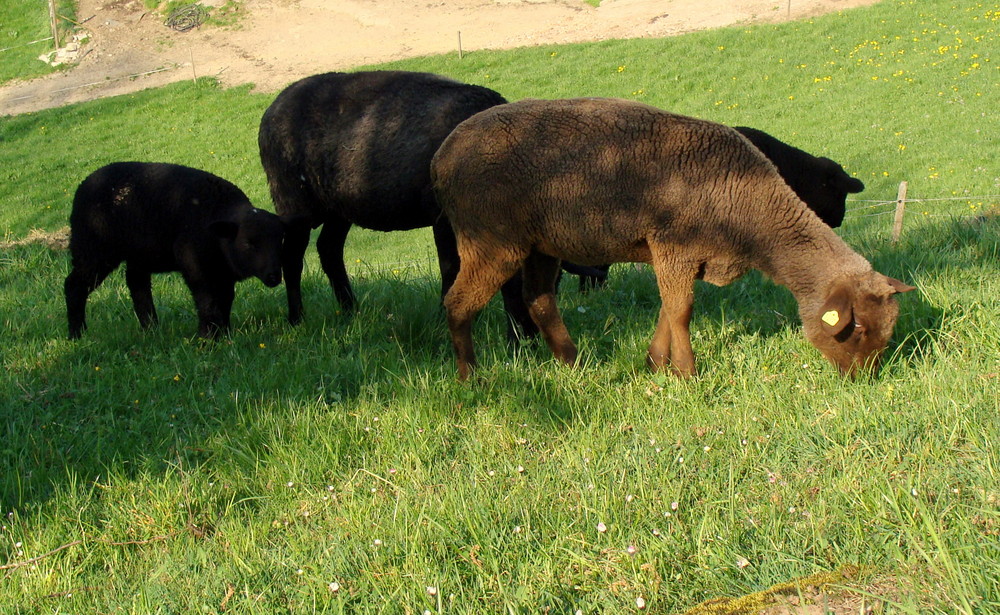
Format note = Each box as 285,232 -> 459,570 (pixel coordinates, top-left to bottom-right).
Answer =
535,237 -> 651,266
700,257 -> 749,287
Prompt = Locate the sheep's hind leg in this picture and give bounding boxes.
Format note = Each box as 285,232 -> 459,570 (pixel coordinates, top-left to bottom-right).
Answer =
444,247 -> 522,380
64,262 -> 115,339
125,264 -> 158,329
432,218 -> 460,298
281,217 -> 313,325
500,272 -> 540,346
316,217 -> 355,314
647,249 -> 697,377
522,251 -> 577,367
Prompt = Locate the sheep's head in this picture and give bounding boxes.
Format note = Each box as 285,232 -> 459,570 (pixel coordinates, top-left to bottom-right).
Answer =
803,273 -> 916,377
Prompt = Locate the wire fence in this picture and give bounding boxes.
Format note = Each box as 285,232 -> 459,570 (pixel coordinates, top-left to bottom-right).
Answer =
847,194 -> 999,219
0,37 -> 54,54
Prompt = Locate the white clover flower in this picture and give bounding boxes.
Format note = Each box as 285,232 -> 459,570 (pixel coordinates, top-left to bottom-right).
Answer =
596,522 -> 607,533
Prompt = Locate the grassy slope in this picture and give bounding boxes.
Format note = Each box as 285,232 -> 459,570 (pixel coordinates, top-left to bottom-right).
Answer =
1,0 -> 998,612
0,0 -> 76,84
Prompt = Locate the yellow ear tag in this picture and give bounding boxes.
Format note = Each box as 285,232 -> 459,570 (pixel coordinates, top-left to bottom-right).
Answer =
822,310 -> 840,326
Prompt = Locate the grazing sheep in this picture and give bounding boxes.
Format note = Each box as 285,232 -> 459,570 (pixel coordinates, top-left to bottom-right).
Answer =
65,162 -> 290,339
567,125 -> 865,291
431,98 -> 914,380
258,70 -> 526,329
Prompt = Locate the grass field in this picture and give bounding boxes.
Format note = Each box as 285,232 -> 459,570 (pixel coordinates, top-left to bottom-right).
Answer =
0,0 -> 77,85
1,0 -> 998,612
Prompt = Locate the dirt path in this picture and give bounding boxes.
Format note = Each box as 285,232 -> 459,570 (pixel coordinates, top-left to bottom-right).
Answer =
1,0 -> 876,116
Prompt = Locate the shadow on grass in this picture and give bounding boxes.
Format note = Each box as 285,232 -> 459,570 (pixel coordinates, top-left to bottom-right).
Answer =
2,213 -> 995,511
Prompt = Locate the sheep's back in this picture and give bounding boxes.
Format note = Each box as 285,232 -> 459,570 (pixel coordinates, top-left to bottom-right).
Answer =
69,162 -> 246,267
259,71 -> 507,231
433,97 -> 796,266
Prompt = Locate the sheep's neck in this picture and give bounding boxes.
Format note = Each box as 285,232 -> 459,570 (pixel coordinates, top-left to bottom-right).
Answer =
751,215 -> 868,302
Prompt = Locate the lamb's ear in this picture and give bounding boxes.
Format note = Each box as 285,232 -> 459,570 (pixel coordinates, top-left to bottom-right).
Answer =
884,275 -> 916,294
819,280 -> 854,336
209,220 -> 239,239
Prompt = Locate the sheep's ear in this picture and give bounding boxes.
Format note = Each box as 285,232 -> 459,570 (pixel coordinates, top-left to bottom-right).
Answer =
209,220 -> 239,239
819,280 -> 854,336
884,276 -> 916,294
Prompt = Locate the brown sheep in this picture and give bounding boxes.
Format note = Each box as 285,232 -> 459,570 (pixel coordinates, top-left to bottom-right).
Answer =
430,98 -> 915,380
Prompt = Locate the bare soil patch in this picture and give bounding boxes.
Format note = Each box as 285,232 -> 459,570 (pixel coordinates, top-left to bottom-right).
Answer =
2,0 -> 877,115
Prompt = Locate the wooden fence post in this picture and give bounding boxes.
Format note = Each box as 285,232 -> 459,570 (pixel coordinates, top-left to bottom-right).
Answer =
457,31 -> 463,59
892,181 -> 908,243
48,0 -> 60,49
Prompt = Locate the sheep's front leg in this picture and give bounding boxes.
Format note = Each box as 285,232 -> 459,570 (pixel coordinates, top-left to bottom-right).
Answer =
648,252 -> 697,377
190,282 -> 234,339
522,250 -> 577,367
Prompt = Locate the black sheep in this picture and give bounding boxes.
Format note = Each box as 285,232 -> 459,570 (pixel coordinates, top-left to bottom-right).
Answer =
65,162 -> 290,339
733,126 -> 864,229
259,70 -> 524,329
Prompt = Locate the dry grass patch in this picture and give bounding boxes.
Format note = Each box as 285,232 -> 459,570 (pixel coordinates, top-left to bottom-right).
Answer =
0,227 -> 70,250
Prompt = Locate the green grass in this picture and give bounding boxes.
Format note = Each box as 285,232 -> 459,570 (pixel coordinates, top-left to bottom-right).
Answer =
0,0 -> 76,84
1,0 -> 999,612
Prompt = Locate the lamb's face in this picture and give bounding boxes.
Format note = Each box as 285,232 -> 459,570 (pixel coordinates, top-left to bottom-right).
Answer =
211,207 -> 286,287
803,273 -> 915,377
